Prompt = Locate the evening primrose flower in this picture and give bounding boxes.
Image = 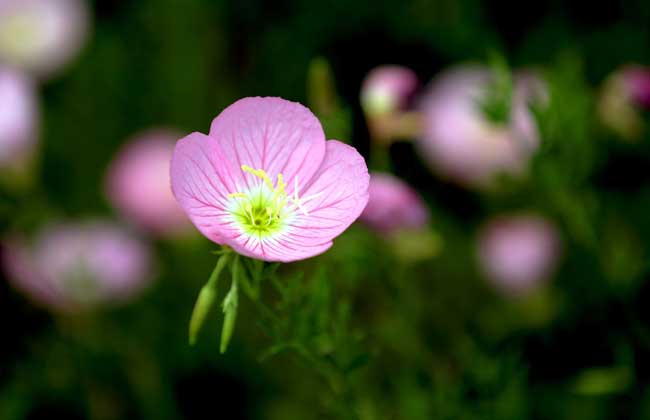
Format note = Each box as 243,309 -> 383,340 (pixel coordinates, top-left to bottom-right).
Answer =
417,65 -> 545,188
0,0 -> 89,79
1,221 -> 152,312
361,172 -> 428,235
170,97 -> 369,262
106,129 -> 191,237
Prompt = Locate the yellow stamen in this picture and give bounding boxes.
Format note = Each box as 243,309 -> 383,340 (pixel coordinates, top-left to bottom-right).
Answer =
228,192 -> 248,199
276,173 -> 286,194
241,165 -> 274,191
271,173 -> 287,215
228,164 -> 317,234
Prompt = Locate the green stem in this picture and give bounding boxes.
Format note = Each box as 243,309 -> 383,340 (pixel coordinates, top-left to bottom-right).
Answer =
220,256 -> 240,353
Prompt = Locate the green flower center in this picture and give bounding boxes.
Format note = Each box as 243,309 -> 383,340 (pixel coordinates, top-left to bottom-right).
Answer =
227,165 -> 321,239
230,188 -> 288,237
0,14 -> 45,60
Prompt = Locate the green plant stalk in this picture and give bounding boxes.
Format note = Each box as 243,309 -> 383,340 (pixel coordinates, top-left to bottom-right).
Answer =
220,256 -> 240,354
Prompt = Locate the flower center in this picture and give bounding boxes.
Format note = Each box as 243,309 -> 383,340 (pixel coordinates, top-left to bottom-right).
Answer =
227,165 -> 321,239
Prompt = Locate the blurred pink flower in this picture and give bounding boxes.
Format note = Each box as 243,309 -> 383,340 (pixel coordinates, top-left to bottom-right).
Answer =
0,0 -> 89,79
0,67 -> 37,169
360,172 -> 428,235
360,65 -> 419,116
171,97 -> 369,262
477,214 -> 561,297
621,65 -> 650,108
417,65 -> 544,188
106,129 -> 191,237
2,221 -> 153,312
598,64 -> 650,140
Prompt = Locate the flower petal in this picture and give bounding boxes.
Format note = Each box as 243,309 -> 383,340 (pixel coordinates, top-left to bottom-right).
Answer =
228,140 -> 368,262
294,140 -> 369,234
170,132 -> 240,245
226,234 -> 334,264
208,97 -> 327,193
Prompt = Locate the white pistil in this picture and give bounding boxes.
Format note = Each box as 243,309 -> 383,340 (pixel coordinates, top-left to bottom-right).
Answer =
290,176 -> 323,216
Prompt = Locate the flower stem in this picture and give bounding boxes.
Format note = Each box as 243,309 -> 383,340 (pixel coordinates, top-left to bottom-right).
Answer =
220,256 -> 240,354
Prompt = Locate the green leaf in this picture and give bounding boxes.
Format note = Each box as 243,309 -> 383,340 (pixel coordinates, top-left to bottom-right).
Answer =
479,51 -> 514,125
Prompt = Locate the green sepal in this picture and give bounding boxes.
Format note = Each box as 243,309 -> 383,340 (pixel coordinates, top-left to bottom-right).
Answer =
188,252 -> 230,345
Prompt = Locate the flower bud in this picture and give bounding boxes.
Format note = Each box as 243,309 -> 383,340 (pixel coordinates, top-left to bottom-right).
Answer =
621,65 -> 650,108
598,64 -> 650,140
360,172 -> 429,236
188,253 -> 230,345
361,65 -> 418,117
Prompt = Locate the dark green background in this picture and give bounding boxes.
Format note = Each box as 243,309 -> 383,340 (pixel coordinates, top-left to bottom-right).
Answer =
2,0 -> 650,419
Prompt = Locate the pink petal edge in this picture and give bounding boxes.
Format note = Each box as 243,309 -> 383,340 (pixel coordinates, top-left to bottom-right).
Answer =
208,97 -> 327,196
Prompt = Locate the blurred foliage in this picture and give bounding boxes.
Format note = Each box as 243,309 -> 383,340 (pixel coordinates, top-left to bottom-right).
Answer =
2,0 -> 650,419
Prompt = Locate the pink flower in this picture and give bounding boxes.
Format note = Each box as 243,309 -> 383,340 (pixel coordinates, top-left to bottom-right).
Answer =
598,64 -> 650,140
0,0 -> 89,79
360,65 -> 419,116
106,129 -> 191,237
2,221 -> 153,312
360,172 -> 428,235
0,67 -> 38,169
170,97 -> 370,262
477,214 -> 561,297
621,65 -> 650,108
417,65 -> 544,188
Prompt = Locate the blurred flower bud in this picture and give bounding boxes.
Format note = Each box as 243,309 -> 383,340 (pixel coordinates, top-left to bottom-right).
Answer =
361,66 -> 421,145
598,64 -> 650,140
477,214 -> 561,297
360,173 -> 429,235
2,221 -> 153,312
417,65 -> 545,188
361,65 -> 418,116
621,65 -> 650,108
105,129 -> 191,237
0,67 -> 38,172
0,0 -> 90,79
